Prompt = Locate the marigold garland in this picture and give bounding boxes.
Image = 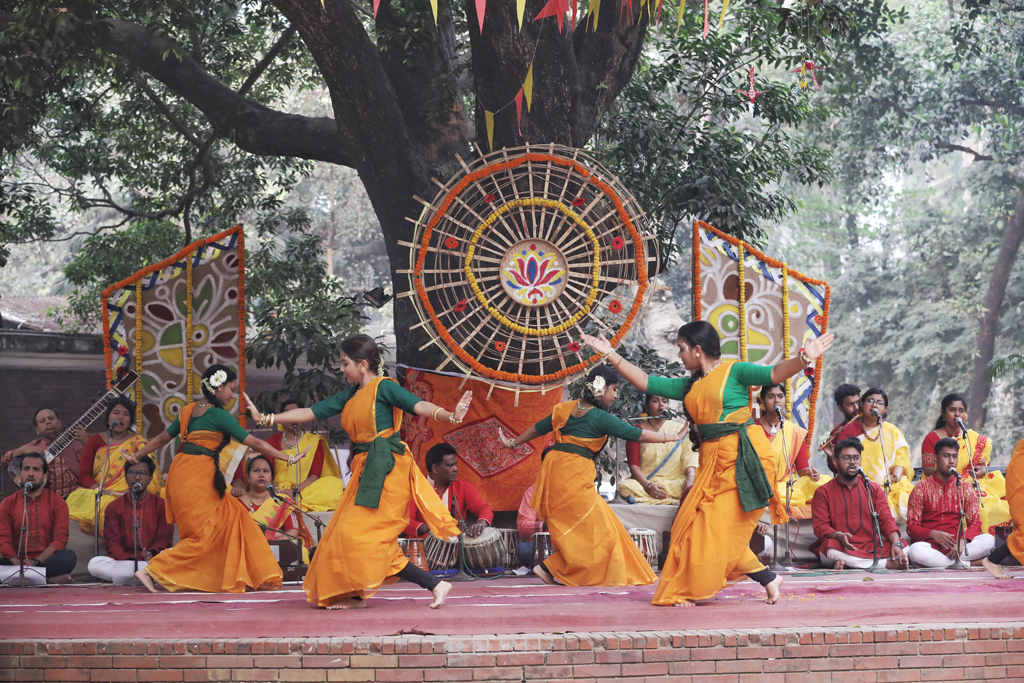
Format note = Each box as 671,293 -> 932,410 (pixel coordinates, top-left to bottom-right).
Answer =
236,226 -> 247,428
781,263 -> 792,417
185,252 -> 194,401
463,197 -> 601,336
135,279 -> 144,434
413,152 -> 650,385
738,242 -> 747,363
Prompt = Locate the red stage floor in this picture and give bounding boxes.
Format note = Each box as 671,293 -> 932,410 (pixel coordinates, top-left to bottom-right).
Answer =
2,569 -> 1022,639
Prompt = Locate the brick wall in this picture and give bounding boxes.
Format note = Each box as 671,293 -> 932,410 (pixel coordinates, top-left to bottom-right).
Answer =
3,623 -> 1021,682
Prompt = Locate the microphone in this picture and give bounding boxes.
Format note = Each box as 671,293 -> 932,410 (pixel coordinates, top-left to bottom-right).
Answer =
951,469 -> 962,481
871,409 -> 883,422
774,405 -> 785,420
266,484 -> 285,503
23,481 -> 33,494
955,417 -> 969,435
108,419 -> 120,432
131,482 -> 144,493
855,467 -> 870,483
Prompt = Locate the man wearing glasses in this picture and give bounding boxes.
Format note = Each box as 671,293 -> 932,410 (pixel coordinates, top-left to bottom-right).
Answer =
837,387 -> 915,522
88,456 -> 174,585
811,439 -> 909,570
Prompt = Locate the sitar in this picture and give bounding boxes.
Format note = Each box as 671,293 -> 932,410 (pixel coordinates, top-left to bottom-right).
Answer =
42,369 -> 141,464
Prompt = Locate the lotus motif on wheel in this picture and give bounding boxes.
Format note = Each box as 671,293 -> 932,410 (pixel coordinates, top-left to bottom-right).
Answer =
503,242 -> 566,306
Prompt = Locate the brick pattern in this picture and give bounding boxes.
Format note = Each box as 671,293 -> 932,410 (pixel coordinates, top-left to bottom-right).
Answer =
2,623 -> 1022,682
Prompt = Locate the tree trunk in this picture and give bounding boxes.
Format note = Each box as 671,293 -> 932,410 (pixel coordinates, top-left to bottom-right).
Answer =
968,187 -> 1024,428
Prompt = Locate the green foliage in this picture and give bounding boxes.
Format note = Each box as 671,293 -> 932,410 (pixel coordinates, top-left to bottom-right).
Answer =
987,353 -> 1024,382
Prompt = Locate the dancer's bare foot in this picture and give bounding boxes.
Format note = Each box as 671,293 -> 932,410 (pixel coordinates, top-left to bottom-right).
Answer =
765,575 -> 784,604
326,597 -> 368,610
256,581 -> 278,591
532,564 -> 556,585
136,570 -> 158,593
982,557 -> 1011,579
671,600 -> 695,607
429,581 -> 452,609
833,560 -> 845,571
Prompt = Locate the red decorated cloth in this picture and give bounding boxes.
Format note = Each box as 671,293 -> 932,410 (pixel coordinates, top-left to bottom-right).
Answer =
907,474 -> 981,551
0,488 -> 69,559
406,479 -> 494,538
810,478 -> 900,559
102,492 -> 174,560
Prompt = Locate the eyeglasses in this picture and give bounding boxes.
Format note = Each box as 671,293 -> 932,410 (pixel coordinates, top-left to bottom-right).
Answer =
863,399 -> 886,407
838,455 -> 862,463
126,469 -> 150,478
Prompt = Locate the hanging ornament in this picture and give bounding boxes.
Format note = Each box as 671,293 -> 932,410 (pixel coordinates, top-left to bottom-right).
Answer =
719,0 -> 729,30
475,0 -> 487,34
535,0 -> 571,32
517,0 -> 526,29
790,61 -> 824,92
736,66 -> 769,103
485,111 -> 495,152
514,87 -> 525,135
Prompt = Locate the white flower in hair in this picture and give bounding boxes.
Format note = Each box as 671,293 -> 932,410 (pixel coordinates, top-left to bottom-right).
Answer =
209,370 -> 228,389
588,375 -> 606,396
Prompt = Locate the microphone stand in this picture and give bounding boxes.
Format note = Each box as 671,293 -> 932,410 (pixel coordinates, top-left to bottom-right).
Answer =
17,485 -> 30,585
130,487 -> 141,575
769,410 -> 796,571
94,425 -> 117,557
874,413 -> 892,496
270,490 -> 326,544
958,424 -> 985,516
859,472 -> 883,572
949,472 -> 972,570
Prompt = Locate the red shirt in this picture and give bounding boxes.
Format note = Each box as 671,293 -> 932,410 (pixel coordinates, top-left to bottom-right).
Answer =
406,479 -> 494,538
811,477 -> 901,559
102,492 -> 174,561
516,484 -> 545,541
2,438 -> 81,498
0,488 -> 69,560
264,433 -> 326,478
907,474 -> 981,551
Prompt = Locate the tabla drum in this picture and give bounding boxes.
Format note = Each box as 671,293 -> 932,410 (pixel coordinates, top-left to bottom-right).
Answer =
529,531 -> 554,567
629,527 -> 658,568
402,537 -> 431,572
424,533 -> 459,570
463,527 -> 505,572
497,528 -> 520,569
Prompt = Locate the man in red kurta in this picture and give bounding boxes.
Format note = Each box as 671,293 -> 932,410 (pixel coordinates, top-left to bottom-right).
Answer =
0,453 -> 77,582
906,437 -> 994,568
88,456 -> 174,584
1,408 -> 85,498
811,439 -> 908,570
407,444 -> 493,539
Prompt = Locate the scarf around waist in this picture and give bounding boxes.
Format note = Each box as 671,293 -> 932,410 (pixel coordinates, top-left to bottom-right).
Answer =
351,432 -> 404,509
697,418 -> 774,513
551,442 -> 598,460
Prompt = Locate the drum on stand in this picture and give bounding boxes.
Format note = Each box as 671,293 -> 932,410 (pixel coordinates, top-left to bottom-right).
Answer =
529,531 -> 553,568
462,527 -> 505,573
497,528 -> 520,569
628,527 -> 658,569
424,533 -> 459,571
401,537 -> 431,573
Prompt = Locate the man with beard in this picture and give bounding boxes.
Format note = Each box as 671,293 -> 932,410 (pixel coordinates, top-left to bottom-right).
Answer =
2,408 -> 86,498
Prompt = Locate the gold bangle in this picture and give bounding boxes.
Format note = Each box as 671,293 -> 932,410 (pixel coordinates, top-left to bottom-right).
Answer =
431,406 -> 443,421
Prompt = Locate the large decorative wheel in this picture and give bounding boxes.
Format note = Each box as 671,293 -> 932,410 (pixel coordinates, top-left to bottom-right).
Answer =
402,144 -> 659,391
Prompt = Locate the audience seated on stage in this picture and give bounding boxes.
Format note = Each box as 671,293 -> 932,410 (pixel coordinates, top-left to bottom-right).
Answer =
906,438 -> 994,568
67,397 -> 163,534
88,456 -> 174,585
239,455 -> 313,562
263,400 -> 344,512
921,393 -> 1010,535
407,444 -> 493,539
811,439 -> 909,571
756,384 -> 830,507
2,408 -> 85,498
838,387 -> 915,521
0,453 -> 77,583
823,384 -> 861,464
618,394 -> 697,504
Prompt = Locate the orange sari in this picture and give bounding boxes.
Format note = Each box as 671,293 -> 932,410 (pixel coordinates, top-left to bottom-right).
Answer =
1006,439 -> 1024,562
531,402 -> 657,587
653,361 -> 785,605
144,403 -> 282,593
303,377 -> 460,607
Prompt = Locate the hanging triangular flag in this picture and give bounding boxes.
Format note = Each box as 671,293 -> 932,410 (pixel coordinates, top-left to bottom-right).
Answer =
656,0 -> 664,24
430,0 -> 438,24
622,0 -> 634,26
514,88 -> 524,136
476,0 -> 486,33
485,111 -> 495,153
571,0 -> 578,28
517,0 -> 526,29
373,0 -> 380,18
703,0 -> 709,39
718,0 -> 729,30
589,0 -> 602,31
535,0 -> 570,32
676,0 -> 684,35
523,63 -> 534,111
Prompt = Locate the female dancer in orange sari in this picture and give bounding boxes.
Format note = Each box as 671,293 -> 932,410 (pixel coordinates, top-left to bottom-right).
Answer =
583,322 -> 833,606
501,365 -> 683,587
128,365 -> 308,593
247,335 -> 471,610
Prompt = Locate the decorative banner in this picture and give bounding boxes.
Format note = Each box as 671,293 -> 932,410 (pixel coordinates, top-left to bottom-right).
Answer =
401,144 -> 659,396
693,221 -> 830,446
400,367 -> 561,510
101,226 -> 247,471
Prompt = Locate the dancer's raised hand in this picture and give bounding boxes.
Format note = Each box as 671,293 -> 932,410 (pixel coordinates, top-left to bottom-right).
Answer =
579,332 -> 612,356
803,333 -> 835,360
452,391 -> 473,422
243,392 -> 263,423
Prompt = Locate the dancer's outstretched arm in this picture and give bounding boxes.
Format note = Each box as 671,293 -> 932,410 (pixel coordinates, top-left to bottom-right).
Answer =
579,333 -> 649,392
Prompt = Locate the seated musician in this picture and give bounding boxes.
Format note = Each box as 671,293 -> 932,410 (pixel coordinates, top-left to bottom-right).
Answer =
906,437 -> 994,568
87,456 -> 173,585
66,397 -> 162,534
756,384 -> 830,507
618,394 -> 697,504
811,439 -> 909,571
921,393 -> 1010,535
2,408 -> 85,498
0,453 -> 77,583
261,399 -> 343,512
837,387 -> 915,521
239,455 -> 313,559
407,444 -> 493,539
823,384 -> 861,465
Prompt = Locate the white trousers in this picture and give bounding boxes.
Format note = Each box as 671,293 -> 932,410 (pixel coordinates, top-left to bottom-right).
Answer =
88,556 -> 148,585
762,536 -> 773,556
907,534 -> 995,568
819,549 -> 876,569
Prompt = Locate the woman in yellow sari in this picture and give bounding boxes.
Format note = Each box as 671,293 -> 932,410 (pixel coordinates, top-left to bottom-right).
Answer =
127,365 -> 307,593
982,439 -> 1023,579
922,393 -> 1010,534
755,384 -> 830,511
248,335 -> 469,610
67,397 -> 162,534
501,366 -> 678,587
582,323 -> 834,607
261,399 -> 344,512
618,394 -> 698,505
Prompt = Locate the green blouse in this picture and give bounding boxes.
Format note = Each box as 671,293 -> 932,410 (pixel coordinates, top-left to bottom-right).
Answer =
311,380 -> 422,433
646,362 -> 774,423
533,408 -> 643,442
166,406 -> 250,442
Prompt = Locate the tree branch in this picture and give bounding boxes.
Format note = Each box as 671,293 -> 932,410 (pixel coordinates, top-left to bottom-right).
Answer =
102,19 -> 355,167
936,142 -> 993,161
960,97 -> 1024,118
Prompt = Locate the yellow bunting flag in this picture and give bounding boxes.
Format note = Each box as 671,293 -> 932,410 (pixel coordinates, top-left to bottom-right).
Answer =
719,0 -> 729,30
524,63 -> 534,111
430,0 -> 438,24
589,0 -> 601,30
676,0 -> 684,35
485,111 -> 495,153
517,0 -> 526,30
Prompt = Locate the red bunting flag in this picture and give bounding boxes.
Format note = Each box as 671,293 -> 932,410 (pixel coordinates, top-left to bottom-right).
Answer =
535,0 -> 570,32
514,87 -> 524,135
703,0 -> 709,39
476,0 -> 486,33
373,0 -> 381,18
